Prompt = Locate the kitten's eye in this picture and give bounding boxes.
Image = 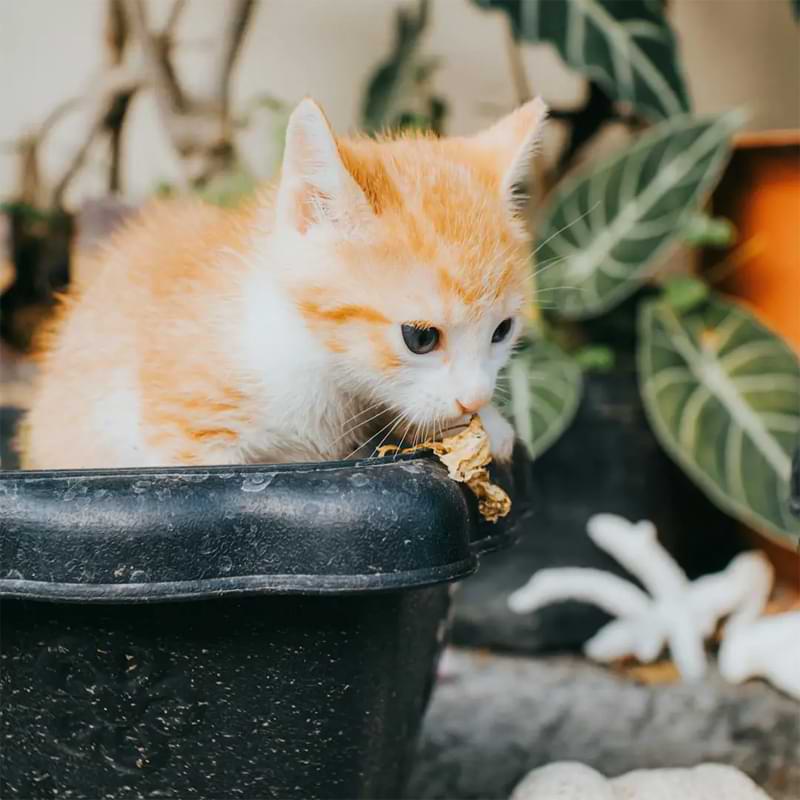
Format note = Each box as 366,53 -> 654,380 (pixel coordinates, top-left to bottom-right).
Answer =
492,318 -> 513,344
402,323 -> 440,354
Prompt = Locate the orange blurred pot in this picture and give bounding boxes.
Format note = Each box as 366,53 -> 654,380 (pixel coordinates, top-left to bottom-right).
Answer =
706,130 -> 800,350
704,131 -> 800,583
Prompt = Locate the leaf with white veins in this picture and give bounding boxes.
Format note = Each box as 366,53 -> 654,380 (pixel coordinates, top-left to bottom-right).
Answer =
536,112 -> 742,320
638,292 -> 800,541
498,337 -> 583,460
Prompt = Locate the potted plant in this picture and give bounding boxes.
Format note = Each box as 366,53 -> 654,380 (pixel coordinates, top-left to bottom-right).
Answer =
0,452 -> 522,799
453,0 -> 800,652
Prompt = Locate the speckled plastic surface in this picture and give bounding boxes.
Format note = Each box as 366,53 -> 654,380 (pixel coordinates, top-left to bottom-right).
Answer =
0,454 -> 518,799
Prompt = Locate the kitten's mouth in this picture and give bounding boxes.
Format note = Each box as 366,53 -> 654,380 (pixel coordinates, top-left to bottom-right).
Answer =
438,414 -> 473,439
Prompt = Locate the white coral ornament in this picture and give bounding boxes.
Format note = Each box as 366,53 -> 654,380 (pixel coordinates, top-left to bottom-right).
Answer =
719,611 -> 800,699
509,762 -> 770,800
507,513 -> 774,682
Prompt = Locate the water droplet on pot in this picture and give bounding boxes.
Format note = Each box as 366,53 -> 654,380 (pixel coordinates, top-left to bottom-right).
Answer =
62,480 -> 89,501
400,463 -> 425,475
218,555 -> 233,573
4,569 -> 23,580
349,473 -> 370,488
303,501 -> 320,517
180,471 -> 210,483
241,474 -> 275,493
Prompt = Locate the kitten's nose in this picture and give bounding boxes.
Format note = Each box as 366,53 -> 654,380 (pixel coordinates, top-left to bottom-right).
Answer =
456,395 -> 489,415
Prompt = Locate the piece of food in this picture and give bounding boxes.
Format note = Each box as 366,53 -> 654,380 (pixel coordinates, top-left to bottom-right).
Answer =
378,416 -> 511,523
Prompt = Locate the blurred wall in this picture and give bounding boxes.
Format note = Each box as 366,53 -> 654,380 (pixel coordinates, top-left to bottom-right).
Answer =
1,0 -> 798,205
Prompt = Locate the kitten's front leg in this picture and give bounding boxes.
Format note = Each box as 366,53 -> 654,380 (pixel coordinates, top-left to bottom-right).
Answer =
478,404 -> 515,463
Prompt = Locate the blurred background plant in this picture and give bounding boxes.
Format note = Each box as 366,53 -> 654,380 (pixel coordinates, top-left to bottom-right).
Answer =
1,0 -> 271,350
454,0 -> 799,662
476,0 -> 800,548
361,0 -> 448,135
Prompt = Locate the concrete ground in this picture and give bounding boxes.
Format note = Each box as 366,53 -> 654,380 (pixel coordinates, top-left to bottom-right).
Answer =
409,648 -> 800,800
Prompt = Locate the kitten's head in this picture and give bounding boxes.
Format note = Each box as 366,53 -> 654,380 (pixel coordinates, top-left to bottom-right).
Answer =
271,98 -> 547,445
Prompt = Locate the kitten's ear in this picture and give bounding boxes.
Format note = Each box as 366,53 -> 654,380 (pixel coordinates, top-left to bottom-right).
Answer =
277,99 -> 372,234
473,97 -> 548,218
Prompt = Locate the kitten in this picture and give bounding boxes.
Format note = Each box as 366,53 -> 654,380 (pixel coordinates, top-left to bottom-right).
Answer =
20,98 -> 547,470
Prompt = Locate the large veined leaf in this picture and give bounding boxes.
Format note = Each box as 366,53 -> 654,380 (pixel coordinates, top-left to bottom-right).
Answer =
536,112 -> 742,320
498,337 -> 583,459
477,0 -> 689,121
639,293 -> 800,541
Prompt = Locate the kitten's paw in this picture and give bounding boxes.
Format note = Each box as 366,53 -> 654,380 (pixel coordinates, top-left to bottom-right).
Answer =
479,406 -> 515,464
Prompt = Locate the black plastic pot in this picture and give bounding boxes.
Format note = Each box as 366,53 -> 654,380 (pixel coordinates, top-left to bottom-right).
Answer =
0,456 -> 517,799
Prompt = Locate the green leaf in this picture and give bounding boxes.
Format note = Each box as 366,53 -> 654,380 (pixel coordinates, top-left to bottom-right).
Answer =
498,337 -> 583,459
663,276 -> 709,313
792,0 -> 800,21
638,292 -> 800,541
536,112 -> 742,320
477,0 -> 690,121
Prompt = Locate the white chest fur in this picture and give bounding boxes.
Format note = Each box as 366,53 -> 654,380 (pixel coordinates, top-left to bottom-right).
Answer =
233,267 -> 368,462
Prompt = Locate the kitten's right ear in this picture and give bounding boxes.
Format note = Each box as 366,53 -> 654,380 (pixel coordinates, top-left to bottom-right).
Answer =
277,99 -> 372,234
472,97 -> 548,220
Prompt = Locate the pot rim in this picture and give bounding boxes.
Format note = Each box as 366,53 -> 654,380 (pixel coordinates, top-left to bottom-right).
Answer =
733,129 -> 800,150
0,455 -> 507,602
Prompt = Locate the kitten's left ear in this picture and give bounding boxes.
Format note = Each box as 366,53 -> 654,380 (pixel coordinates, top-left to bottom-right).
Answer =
277,98 -> 372,234
473,97 -> 548,218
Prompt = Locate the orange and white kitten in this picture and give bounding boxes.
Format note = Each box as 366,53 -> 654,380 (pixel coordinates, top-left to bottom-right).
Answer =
20,98 -> 547,470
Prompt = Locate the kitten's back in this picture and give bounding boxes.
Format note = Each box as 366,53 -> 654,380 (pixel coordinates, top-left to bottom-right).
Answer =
20,198 -> 255,469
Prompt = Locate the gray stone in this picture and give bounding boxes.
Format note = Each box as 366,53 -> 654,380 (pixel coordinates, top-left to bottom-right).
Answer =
408,649 -> 800,800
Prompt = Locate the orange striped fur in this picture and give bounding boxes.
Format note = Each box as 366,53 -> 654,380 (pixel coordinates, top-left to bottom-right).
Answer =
21,98 -> 546,468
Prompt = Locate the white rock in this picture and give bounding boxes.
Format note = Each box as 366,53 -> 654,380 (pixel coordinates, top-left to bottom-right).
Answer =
510,762 -> 771,800
510,762 -> 615,800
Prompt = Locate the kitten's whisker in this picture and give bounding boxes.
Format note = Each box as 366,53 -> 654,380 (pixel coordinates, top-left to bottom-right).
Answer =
392,410 -> 418,457
440,420 -> 469,436
345,413 -> 402,460
530,254 -> 568,272
411,412 -> 423,450
524,256 -> 578,286
532,201 -> 601,257
525,257 -> 568,283
535,285 -> 587,292
331,405 -> 389,450
371,413 -> 406,458
339,400 -> 384,428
